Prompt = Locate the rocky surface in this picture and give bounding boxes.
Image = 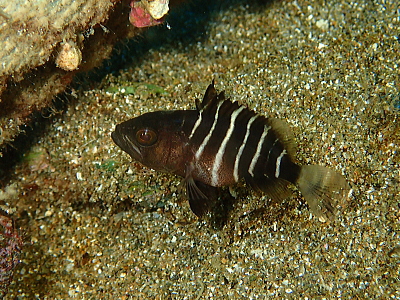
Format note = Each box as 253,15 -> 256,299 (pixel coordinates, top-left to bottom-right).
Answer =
0,0 -> 134,149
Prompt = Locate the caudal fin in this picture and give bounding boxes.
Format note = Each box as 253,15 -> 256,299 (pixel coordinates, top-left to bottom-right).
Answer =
297,165 -> 350,222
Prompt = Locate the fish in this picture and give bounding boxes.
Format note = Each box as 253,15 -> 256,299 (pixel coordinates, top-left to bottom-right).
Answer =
111,81 -> 350,221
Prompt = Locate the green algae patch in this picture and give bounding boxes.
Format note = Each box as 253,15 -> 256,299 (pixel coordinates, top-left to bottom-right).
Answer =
94,160 -> 119,173
106,82 -> 168,96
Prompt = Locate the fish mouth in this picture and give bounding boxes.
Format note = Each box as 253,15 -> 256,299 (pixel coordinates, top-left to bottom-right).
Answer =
111,127 -> 142,160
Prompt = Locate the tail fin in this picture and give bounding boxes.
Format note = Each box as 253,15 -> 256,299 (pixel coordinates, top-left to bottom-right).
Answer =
297,165 -> 350,222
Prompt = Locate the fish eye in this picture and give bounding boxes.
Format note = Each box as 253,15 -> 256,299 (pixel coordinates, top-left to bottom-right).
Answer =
136,128 -> 157,146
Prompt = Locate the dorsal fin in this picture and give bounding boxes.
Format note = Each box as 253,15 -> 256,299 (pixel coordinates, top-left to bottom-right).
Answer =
196,83 -> 297,156
267,118 -> 298,160
197,80 -> 226,111
196,82 -> 297,161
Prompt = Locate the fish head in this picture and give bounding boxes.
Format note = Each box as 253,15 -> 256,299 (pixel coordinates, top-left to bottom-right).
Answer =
112,110 -> 190,174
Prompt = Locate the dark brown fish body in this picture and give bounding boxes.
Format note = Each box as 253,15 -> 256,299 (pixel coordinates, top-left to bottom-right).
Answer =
112,82 -> 349,221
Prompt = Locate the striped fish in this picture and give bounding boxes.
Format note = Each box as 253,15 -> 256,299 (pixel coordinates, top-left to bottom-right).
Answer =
112,81 -> 349,221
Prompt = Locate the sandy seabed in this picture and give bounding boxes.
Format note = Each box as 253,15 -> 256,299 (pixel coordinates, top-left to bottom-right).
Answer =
1,0 -> 399,298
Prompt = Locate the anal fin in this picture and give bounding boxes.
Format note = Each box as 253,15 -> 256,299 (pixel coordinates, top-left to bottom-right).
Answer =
248,175 -> 292,203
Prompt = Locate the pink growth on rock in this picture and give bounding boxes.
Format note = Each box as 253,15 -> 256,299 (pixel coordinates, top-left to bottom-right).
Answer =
129,0 -> 165,28
0,213 -> 23,297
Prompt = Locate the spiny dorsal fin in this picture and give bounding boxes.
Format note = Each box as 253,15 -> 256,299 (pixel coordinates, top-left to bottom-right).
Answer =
197,81 -> 226,111
198,83 -> 297,161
